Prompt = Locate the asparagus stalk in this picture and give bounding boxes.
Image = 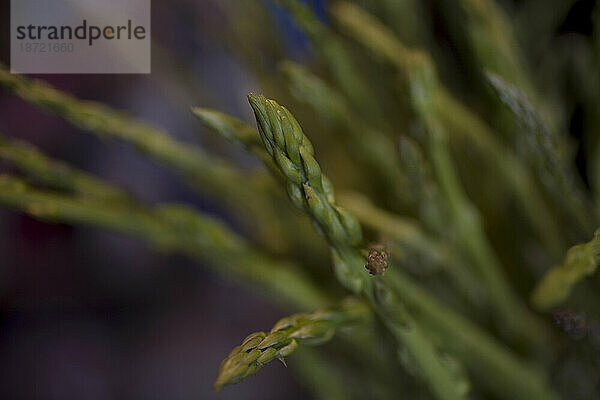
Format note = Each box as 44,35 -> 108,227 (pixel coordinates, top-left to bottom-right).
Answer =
247,94 -> 470,400
0,134 -> 129,203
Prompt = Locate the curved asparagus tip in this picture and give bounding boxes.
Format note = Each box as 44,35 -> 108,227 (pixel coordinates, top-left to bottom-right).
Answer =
213,298 -> 368,391
531,228 -> 600,310
247,93 -> 362,248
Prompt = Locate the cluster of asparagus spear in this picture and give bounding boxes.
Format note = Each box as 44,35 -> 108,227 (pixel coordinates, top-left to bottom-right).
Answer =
1,0 -> 600,399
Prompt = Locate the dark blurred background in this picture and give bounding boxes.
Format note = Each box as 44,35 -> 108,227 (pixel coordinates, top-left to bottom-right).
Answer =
0,1 -> 317,399
0,0 -> 596,399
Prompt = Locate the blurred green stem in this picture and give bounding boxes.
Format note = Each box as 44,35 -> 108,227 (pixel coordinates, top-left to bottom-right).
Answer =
0,174 -> 330,310
331,1 -> 563,254
388,268 -> 559,400
0,66 -> 327,260
332,2 -> 554,351
0,134 -> 129,203
271,0 -> 388,129
531,228 -> 600,310
339,191 -> 485,305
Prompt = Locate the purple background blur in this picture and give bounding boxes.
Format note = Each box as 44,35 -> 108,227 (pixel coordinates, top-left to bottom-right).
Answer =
0,1 -> 320,399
